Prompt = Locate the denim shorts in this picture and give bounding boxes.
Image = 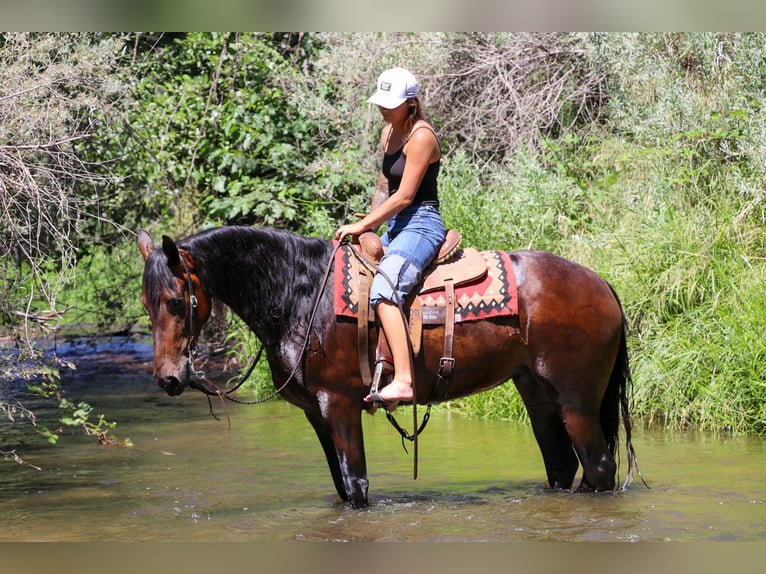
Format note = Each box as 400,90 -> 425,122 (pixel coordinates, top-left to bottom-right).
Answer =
370,204 -> 445,308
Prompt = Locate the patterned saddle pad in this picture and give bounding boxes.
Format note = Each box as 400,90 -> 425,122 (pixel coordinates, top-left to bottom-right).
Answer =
333,245 -> 518,323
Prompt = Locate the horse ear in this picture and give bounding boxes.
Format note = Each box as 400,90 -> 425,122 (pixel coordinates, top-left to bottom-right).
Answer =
161,235 -> 182,272
137,229 -> 155,261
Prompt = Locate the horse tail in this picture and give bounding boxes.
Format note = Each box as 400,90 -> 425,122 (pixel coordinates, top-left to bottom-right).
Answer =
601,284 -> 645,490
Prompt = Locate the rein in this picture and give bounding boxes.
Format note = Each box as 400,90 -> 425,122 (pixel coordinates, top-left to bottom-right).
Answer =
179,239 -> 432,476
178,241 -> 342,407
348,244 -> 433,477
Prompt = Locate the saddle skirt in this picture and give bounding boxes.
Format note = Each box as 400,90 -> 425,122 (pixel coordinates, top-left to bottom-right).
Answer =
333,240 -> 518,324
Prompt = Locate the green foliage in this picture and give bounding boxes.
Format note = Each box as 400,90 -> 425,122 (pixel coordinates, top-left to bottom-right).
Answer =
5,32 -> 766,438
58,242 -> 148,333
628,236 -> 766,434
87,32 -> 368,236
440,149 -> 599,255
560,35 -> 766,433
1,343 -> 127,447
31,377 -> 126,446
632,287 -> 766,434
219,313 -> 276,400
433,33 -> 766,432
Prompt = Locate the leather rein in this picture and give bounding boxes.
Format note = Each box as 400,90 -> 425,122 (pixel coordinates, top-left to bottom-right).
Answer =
177,241 -> 431,460
177,243 -> 340,406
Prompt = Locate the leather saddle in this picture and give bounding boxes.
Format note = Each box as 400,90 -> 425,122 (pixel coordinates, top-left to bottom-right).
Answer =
355,229 -> 487,294
349,229 -> 486,402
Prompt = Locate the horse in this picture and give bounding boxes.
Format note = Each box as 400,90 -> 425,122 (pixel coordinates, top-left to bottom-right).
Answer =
137,225 -> 640,509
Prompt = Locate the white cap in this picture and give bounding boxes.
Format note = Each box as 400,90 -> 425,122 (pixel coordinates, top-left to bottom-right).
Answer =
367,67 -> 418,109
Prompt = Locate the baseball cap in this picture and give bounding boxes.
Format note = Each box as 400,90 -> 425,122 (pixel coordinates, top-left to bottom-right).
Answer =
367,67 -> 418,109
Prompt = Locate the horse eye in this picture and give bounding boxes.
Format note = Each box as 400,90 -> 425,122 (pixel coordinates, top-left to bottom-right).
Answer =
168,297 -> 184,311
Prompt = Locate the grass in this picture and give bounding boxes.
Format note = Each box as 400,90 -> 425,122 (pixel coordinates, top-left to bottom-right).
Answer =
439,128 -> 766,434
49,33 -> 766,435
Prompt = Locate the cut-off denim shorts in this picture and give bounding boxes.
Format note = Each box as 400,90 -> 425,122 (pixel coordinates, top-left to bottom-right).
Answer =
370,203 -> 445,309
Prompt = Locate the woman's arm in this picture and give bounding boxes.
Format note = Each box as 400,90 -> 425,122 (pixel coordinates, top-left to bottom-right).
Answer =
336,123 -> 439,242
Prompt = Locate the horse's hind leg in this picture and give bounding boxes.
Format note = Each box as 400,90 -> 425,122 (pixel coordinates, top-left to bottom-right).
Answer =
514,371 -> 579,490
560,406 -> 616,492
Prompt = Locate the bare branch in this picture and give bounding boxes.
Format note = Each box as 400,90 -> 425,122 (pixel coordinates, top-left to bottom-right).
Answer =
0,133 -> 91,151
428,33 -> 608,163
0,33 -> 128,339
1,450 -> 42,471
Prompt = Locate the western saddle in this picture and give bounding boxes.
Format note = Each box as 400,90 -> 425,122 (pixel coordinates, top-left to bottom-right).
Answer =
348,230 -> 487,403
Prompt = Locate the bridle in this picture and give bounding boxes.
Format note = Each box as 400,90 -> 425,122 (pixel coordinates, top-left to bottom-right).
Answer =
177,251 -> 264,405
174,242 -> 431,455
175,244 -> 340,407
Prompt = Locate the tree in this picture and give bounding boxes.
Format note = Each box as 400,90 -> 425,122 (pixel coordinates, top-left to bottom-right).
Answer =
1,33 -> 130,458
87,32 -> 367,238
0,32 -> 129,335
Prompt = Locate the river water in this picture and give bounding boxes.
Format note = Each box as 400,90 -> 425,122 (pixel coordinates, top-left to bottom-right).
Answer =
1,337 -> 764,542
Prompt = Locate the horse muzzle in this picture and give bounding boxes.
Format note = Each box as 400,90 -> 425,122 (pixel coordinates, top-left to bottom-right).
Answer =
158,375 -> 187,397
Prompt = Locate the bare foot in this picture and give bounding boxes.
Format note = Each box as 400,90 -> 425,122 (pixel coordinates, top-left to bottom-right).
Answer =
365,380 -> 413,403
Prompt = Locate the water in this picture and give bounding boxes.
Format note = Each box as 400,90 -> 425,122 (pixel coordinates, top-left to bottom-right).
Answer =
1,337 -> 764,542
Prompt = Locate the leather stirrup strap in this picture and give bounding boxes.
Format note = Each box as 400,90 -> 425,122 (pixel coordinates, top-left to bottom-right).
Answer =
369,328 -> 393,396
357,260 -> 373,386
375,330 -> 393,368
408,297 -> 422,357
438,278 -> 456,383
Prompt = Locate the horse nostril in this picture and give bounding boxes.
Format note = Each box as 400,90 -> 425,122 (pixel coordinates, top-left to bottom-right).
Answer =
159,376 -> 185,396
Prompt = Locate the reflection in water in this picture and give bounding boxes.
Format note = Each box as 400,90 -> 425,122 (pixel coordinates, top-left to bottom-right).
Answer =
1,337 -> 764,541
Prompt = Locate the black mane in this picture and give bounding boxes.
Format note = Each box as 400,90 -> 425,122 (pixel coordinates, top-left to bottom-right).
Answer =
177,226 -> 334,345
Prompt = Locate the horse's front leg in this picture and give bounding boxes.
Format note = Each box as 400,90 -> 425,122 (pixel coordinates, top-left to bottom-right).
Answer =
304,395 -> 369,508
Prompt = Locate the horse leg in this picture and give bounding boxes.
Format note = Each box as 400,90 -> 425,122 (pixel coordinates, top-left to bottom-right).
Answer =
560,406 -> 617,492
556,352 -> 620,492
303,402 -> 369,508
514,371 -> 579,489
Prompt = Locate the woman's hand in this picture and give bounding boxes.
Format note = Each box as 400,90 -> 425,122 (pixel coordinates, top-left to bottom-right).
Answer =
335,221 -> 369,243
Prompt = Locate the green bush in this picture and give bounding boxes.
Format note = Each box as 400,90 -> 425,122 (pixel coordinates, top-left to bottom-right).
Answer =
6,33 -> 766,439
432,34 -> 766,432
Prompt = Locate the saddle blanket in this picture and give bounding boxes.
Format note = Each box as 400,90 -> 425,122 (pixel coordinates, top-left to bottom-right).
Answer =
333,244 -> 518,323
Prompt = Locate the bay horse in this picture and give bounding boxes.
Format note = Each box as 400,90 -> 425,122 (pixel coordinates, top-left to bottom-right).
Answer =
137,225 -> 640,508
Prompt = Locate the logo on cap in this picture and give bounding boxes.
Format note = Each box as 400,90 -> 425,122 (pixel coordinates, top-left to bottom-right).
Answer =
380,81 -> 392,92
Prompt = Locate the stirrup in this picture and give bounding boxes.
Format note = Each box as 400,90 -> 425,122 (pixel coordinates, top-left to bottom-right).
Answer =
366,360 -> 398,411
369,358 -> 391,395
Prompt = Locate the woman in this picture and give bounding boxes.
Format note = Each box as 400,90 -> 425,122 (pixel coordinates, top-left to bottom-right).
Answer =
335,67 -> 445,404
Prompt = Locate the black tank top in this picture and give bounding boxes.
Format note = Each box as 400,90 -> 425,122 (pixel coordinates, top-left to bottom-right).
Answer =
381,128 -> 440,205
